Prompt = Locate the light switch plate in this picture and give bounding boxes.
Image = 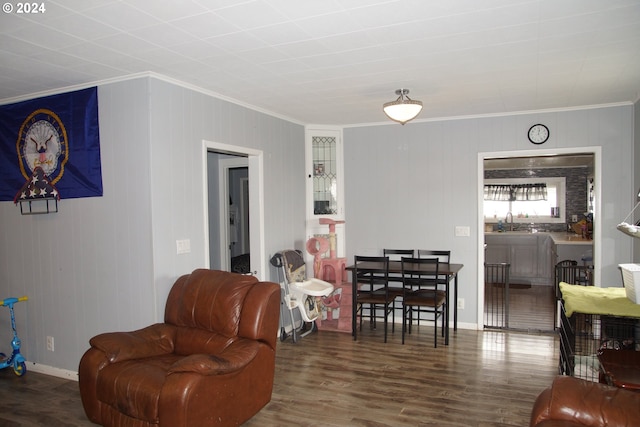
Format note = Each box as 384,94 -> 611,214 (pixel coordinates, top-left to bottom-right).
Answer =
455,226 -> 470,237
176,239 -> 191,254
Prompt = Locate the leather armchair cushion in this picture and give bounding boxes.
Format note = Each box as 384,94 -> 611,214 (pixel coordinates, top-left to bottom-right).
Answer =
168,339 -> 260,376
172,326 -> 236,356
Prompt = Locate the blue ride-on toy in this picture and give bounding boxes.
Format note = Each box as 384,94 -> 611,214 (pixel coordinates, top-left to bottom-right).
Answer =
0,296 -> 28,376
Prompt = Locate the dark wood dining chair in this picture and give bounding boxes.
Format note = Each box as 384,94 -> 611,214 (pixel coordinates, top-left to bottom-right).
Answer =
417,250 -> 451,285
401,257 -> 446,347
353,255 -> 394,343
415,250 -> 451,321
383,249 -> 415,311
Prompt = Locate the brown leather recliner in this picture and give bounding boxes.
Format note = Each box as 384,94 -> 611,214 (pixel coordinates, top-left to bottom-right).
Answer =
530,375 -> 640,427
78,269 -> 280,427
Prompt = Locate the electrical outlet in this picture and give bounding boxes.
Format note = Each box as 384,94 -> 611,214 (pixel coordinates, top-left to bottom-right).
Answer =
46,336 -> 54,352
457,298 -> 465,310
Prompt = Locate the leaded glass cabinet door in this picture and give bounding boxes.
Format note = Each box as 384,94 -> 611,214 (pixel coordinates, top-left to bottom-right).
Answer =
305,127 -> 345,257
312,135 -> 338,215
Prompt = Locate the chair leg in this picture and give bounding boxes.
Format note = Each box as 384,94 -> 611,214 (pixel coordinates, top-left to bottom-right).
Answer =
354,304 -> 360,341
383,304 -> 388,343
391,303 -> 395,333
370,304 -> 377,330
434,310 -> 438,348
402,304 -> 407,344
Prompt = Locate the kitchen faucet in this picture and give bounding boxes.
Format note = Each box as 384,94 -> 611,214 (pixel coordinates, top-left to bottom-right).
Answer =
505,212 -> 513,231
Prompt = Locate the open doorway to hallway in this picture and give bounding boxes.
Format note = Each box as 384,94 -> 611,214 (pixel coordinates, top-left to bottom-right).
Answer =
226,164 -> 250,273
207,153 -> 249,272
203,140 -> 265,279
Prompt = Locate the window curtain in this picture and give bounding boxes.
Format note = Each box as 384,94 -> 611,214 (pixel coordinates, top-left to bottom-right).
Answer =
484,183 -> 547,201
484,184 -> 512,201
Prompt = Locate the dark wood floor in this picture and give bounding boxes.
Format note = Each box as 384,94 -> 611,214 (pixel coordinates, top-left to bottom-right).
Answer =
0,327 -> 559,426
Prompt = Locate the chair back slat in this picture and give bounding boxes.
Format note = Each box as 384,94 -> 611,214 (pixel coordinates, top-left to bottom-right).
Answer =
354,255 -> 389,288
401,257 -> 440,290
383,249 -> 415,260
417,249 -> 450,264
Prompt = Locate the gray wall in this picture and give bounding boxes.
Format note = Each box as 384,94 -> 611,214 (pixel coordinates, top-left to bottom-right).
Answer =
635,99 -> 640,263
146,78 -> 306,314
344,105 -> 635,327
0,76 -> 305,373
0,75 -> 635,374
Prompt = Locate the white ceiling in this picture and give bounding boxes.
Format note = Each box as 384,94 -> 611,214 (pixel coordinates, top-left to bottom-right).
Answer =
1,0 -> 639,126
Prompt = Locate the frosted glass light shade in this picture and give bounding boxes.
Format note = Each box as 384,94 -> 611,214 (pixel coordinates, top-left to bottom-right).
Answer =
383,89 -> 423,124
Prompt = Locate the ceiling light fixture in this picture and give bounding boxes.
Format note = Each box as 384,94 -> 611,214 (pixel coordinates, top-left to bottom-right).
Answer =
383,89 -> 423,125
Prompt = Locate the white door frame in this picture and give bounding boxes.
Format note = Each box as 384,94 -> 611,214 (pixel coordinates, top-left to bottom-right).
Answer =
218,157 -> 249,270
239,176 -> 249,255
476,146 -> 602,329
202,140 -> 266,280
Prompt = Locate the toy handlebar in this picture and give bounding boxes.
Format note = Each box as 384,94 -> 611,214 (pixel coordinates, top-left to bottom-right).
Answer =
0,296 -> 28,306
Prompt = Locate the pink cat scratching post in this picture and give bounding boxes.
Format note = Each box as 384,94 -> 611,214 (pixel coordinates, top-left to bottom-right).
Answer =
306,236 -> 329,279
319,218 -> 344,259
318,218 -> 346,286
314,218 -> 350,332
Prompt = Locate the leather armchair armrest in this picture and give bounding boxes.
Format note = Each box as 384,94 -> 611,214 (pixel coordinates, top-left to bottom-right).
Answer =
89,323 -> 175,363
167,339 -> 260,376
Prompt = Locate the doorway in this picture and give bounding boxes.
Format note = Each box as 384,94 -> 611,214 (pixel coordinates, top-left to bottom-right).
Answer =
218,157 -> 249,272
477,147 -> 601,331
203,140 -> 265,280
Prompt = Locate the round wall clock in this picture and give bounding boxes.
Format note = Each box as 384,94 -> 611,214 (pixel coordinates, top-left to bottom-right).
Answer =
528,124 -> 549,145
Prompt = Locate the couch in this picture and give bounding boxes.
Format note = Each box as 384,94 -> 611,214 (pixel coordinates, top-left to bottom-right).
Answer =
78,269 -> 280,427
530,375 -> 640,427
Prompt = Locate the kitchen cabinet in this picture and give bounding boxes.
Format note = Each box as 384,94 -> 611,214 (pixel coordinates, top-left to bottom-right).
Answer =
548,232 -> 593,275
485,233 -> 553,285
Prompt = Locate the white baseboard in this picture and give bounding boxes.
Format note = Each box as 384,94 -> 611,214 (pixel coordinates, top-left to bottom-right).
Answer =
27,361 -> 78,381
454,321 -> 479,330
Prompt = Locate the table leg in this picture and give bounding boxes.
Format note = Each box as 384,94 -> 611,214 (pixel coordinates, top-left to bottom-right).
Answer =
351,272 -> 357,340
445,282 -> 449,345
453,274 -> 458,332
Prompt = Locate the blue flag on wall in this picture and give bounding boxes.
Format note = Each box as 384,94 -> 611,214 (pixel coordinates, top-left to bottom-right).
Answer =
0,87 -> 102,202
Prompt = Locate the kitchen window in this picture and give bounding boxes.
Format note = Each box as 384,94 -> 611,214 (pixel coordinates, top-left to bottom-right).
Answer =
484,177 -> 566,224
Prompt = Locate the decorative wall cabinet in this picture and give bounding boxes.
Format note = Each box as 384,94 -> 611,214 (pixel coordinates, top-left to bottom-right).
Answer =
305,127 -> 345,258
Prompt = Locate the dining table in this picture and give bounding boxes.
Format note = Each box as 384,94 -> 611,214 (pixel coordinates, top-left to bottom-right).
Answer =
345,259 -> 464,345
